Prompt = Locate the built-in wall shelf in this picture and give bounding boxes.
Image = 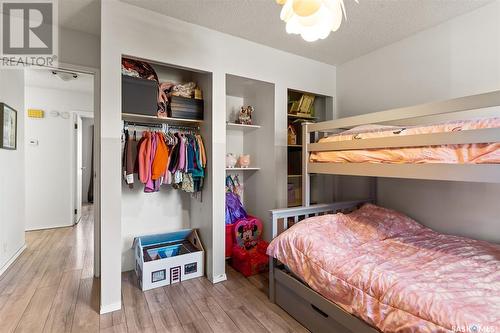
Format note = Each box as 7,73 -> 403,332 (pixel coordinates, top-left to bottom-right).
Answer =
287,113 -> 317,120
122,113 -> 203,126
225,167 -> 261,171
226,122 -> 261,131
287,89 -> 334,208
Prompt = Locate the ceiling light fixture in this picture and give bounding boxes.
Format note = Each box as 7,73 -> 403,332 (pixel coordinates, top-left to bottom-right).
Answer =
51,70 -> 79,81
276,0 -> 357,42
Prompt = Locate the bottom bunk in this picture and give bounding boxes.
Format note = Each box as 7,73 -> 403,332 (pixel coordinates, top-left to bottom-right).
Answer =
268,201 -> 500,333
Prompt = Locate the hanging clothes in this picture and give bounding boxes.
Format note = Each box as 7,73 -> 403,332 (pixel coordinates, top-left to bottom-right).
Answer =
144,132 -> 157,193
122,129 -> 137,188
152,132 -> 169,181
122,125 -> 207,194
137,131 -> 152,184
122,130 -> 130,185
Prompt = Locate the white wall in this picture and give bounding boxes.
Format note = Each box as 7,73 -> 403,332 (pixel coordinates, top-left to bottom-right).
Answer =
101,0 -> 336,312
337,2 -> 500,243
0,69 -> 26,275
25,86 -> 93,230
59,27 -> 100,69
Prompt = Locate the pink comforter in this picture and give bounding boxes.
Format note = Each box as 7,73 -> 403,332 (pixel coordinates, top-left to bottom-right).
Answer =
267,204 -> 500,333
310,118 -> 500,164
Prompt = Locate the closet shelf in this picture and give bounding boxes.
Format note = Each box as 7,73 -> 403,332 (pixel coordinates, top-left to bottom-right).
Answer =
288,174 -> 318,178
226,122 -> 261,131
226,167 -> 261,171
288,144 -> 302,148
287,113 -> 317,120
122,113 -> 203,126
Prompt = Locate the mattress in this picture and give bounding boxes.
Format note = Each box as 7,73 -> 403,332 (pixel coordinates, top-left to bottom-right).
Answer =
310,118 -> 500,164
267,204 -> 500,333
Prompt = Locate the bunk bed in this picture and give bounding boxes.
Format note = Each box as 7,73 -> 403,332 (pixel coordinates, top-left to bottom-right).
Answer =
268,90 -> 500,333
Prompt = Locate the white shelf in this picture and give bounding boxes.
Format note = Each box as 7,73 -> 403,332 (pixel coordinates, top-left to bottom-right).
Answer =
225,167 -> 261,171
226,122 -> 261,131
123,113 -> 203,126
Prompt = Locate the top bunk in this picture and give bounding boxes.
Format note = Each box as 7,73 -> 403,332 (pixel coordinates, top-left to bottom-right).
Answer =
303,90 -> 500,183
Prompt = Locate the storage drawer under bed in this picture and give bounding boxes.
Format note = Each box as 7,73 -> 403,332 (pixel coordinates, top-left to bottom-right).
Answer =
274,268 -> 379,333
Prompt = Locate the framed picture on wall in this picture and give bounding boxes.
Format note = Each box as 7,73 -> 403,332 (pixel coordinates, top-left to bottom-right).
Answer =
0,103 -> 17,150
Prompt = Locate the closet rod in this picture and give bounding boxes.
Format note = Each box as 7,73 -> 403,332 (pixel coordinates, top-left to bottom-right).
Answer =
123,120 -> 200,131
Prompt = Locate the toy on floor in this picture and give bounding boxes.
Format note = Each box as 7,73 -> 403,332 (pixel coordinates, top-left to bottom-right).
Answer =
231,216 -> 268,277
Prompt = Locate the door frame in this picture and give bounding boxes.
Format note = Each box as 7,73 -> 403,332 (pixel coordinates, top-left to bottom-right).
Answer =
73,111 -> 94,225
44,62 -> 101,282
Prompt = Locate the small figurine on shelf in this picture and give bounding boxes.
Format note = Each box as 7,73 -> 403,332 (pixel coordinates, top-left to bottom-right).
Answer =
237,106 -> 253,125
237,154 -> 251,168
226,153 -> 237,168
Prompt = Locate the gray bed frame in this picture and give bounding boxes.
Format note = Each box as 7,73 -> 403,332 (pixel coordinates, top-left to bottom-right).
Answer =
268,200 -> 380,333
268,90 -> 500,332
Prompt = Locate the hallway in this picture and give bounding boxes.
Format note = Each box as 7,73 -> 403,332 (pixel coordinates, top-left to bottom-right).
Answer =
0,205 -> 97,332
0,207 -> 306,333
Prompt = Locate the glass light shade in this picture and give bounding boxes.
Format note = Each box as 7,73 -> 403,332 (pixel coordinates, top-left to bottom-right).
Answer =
330,0 -> 343,31
280,0 -> 346,42
280,0 -> 294,21
292,0 -> 322,17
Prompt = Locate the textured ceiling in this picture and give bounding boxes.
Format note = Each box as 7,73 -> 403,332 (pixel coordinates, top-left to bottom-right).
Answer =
60,0 -> 494,65
59,0 -> 100,36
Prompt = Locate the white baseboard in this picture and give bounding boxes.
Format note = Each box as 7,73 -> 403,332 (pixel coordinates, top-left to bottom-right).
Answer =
211,273 -> 227,284
25,224 -> 74,232
0,244 -> 27,277
100,302 -> 121,314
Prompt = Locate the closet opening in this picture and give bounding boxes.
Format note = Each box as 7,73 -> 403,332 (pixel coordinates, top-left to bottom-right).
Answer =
120,55 -> 215,287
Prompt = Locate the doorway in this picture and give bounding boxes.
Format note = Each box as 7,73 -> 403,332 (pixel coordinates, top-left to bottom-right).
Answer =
24,65 -> 99,285
75,114 -> 94,225
0,64 -> 101,330
25,67 -> 95,231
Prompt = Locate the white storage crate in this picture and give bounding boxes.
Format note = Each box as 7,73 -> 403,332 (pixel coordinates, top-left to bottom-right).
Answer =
133,229 -> 204,291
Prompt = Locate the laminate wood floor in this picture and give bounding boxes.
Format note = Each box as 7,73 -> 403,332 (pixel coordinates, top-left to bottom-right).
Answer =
0,206 -> 308,333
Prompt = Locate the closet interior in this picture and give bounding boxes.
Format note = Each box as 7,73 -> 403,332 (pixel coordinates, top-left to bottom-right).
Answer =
225,74 -> 276,245
287,89 -> 334,207
121,56 -> 213,272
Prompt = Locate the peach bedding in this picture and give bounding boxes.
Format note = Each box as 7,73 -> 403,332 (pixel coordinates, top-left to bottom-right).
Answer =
310,118 -> 500,164
267,204 -> 500,333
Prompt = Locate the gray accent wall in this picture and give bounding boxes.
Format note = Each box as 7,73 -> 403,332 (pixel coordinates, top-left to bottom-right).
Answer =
336,1 -> 500,243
